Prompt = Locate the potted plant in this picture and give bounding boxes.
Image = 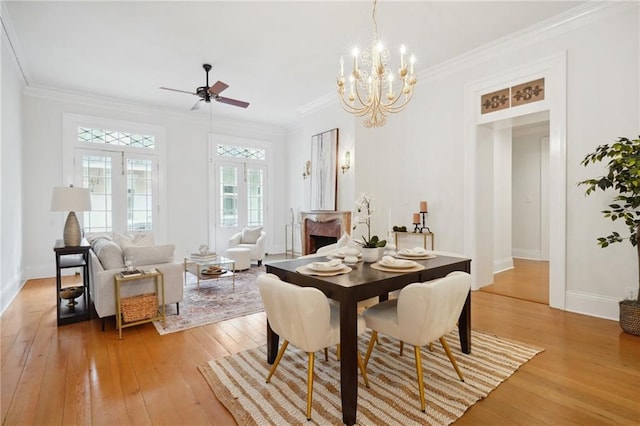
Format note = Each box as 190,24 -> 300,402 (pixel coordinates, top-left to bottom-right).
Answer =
353,193 -> 386,262
578,136 -> 640,336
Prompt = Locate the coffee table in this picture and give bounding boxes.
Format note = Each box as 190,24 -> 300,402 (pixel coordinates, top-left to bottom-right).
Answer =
183,255 -> 236,290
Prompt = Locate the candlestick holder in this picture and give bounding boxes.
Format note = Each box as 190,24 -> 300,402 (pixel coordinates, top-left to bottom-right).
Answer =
413,211 -> 431,233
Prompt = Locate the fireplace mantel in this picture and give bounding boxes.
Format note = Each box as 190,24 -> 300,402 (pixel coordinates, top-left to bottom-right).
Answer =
300,211 -> 352,255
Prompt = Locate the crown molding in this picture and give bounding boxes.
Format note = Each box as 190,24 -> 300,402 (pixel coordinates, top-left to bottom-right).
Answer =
23,85 -> 285,137
297,1 -> 636,116
1,0 -> 30,86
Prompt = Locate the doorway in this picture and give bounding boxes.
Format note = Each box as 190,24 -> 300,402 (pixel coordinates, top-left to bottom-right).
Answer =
480,120 -> 550,304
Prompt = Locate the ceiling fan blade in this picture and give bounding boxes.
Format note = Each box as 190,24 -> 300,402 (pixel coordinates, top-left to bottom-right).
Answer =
160,87 -> 197,95
216,96 -> 250,108
191,99 -> 203,110
208,81 -> 229,95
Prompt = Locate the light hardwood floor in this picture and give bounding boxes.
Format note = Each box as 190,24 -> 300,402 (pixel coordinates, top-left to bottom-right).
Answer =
480,258 -> 550,304
2,266 -> 639,425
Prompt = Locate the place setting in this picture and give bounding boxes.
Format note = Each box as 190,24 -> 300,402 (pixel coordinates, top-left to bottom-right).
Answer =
296,258 -> 353,276
394,246 -> 437,260
371,255 -> 426,273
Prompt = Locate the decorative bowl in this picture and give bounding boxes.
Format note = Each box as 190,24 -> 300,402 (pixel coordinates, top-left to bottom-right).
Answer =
59,285 -> 84,308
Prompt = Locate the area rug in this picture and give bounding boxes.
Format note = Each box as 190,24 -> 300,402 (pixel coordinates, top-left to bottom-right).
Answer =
153,265 -> 266,335
198,329 -> 543,425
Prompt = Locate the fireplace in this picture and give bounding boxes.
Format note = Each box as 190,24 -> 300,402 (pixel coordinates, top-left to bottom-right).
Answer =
300,211 -> 352,255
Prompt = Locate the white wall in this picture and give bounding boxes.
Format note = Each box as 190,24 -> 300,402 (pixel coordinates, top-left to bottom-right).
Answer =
1,7 -> 25,312
493,128 -> 513,273
291,4 -> 639,319
21,92 -> 285,280
512,126 -> 549,260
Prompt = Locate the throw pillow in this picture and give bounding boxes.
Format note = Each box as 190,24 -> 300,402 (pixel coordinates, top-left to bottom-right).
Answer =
123,244 -> 175,266
115,232 -> 155,249
91,238 -> 125,270
241,227 -> 263,244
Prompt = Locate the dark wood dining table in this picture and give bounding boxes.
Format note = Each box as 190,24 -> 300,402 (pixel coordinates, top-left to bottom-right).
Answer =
265,254 -> 472,426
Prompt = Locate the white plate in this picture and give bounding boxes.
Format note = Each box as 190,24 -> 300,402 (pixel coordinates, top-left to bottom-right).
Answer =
378,259 -> 417,269
307,261 -> 345,272
397,250 -> 430,258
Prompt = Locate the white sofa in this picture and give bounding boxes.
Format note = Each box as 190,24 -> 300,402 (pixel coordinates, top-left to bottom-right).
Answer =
87,233 -> 184,324
228,227 -> 267,266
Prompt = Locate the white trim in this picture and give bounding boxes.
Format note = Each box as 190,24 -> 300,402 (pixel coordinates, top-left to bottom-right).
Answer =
0,274 -> 23,315
512,249 -> 543,261
464,51 -> 567,312
565,291 -> 619,321
493,257 -> 514,274
0,0 -> 30,85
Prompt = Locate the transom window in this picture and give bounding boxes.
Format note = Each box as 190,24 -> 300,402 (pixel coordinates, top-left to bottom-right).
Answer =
79,127 -> 155,149
217,144 -> 265,160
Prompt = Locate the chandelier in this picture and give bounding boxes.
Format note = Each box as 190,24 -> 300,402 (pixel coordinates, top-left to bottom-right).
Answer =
337,0 -> 417,128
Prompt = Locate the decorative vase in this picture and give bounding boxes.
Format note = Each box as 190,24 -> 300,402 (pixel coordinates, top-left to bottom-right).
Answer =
361,247 -> 380,263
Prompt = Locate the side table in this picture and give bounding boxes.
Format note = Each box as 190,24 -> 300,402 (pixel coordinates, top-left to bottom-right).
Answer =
393,231 -> 435,251
54,239 -> 91,326
114,269 -> 165,339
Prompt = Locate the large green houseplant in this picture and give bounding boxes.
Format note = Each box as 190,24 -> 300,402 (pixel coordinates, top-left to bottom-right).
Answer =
578,136 -> 640,335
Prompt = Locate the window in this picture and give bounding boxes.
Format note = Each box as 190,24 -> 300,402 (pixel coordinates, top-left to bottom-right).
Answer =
64,114 -> 164,236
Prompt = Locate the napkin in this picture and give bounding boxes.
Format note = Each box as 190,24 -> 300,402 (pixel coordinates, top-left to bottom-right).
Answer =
380,255 -> 400,265
399,247 -> 428,255
311,259 -> 343,270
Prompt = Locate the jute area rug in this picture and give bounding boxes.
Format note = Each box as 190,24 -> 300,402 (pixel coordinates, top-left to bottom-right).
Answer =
198,329 -> 543,425
153,265 -> 266,335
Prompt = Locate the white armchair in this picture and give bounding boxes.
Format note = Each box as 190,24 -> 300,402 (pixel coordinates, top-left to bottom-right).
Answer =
228,227 -> 266,266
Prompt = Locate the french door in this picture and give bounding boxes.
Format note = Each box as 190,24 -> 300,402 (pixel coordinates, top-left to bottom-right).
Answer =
215,160 -> 266,249
74,148 -> 159,234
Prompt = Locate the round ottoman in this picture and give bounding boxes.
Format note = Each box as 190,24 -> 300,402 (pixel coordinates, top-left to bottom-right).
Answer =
226,247 -> 251,271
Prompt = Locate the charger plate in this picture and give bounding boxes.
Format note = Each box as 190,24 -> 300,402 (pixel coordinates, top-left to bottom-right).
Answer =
295,265 -> 352,276
370,263 -> 425,273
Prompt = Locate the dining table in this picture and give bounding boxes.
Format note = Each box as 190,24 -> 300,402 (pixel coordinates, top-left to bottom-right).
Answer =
264,254 -> 472,426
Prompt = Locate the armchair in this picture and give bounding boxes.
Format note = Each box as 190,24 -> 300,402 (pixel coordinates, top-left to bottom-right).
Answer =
228,227 -> 266,266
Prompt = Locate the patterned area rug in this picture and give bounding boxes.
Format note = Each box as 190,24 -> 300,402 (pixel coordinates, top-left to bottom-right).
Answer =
153,265 -> 266,335
198,330 -> 543,425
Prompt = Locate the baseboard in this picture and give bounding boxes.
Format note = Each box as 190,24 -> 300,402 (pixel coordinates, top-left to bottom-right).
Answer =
493,257 -> 514,274
565,290 -> 620,321
0,274 -> 25,315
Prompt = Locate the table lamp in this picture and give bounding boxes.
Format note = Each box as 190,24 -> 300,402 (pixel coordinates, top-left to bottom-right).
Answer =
50,185 -> 92,247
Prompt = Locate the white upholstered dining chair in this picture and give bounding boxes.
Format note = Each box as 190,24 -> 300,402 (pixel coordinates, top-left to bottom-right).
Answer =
256,273 -> 370,420
362,271 -> 472,412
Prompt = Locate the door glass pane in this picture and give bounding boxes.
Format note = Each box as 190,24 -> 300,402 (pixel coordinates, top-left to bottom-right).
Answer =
220,166 -> 238,227
83,155 -> 112,232
247,168 -> 264,226
127,158 -> 153,232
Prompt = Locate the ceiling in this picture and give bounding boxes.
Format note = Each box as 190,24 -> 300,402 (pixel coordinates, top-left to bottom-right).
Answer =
4,1 -> 586,128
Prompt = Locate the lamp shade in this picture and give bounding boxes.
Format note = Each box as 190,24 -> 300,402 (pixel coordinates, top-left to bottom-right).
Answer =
50,186 -> 92,212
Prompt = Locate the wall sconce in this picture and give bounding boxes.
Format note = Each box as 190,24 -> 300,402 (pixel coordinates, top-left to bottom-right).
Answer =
341,151 -> 351,174
303,160 -> 311,179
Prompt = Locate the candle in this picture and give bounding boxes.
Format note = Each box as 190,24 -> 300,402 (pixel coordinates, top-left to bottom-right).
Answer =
388,74 -> 393,96
413,213 -> 420,224
420,201 -> 428,212
340,56 -> 344,78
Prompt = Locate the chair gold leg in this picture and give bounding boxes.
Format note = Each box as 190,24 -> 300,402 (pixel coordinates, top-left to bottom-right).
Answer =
414,345 -> 426,412
266,340 -> 289,383
306,352 -> 315,420
324,347 -> 328,361
428,342 -> 434,352
399,341 -> 404,356
357,351 -> 370,388
364,331 -> 378,368
439,336 -> 464,381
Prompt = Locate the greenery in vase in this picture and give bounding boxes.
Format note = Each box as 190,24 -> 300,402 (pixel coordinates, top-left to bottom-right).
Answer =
353,193 -> 387,248
578,136 -> 640,305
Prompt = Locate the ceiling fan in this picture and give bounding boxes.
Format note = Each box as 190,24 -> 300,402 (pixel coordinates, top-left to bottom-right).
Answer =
160,64 -> 250,111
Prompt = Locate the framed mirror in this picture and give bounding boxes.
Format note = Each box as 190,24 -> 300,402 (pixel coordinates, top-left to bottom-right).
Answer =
310,128 -> 339,211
